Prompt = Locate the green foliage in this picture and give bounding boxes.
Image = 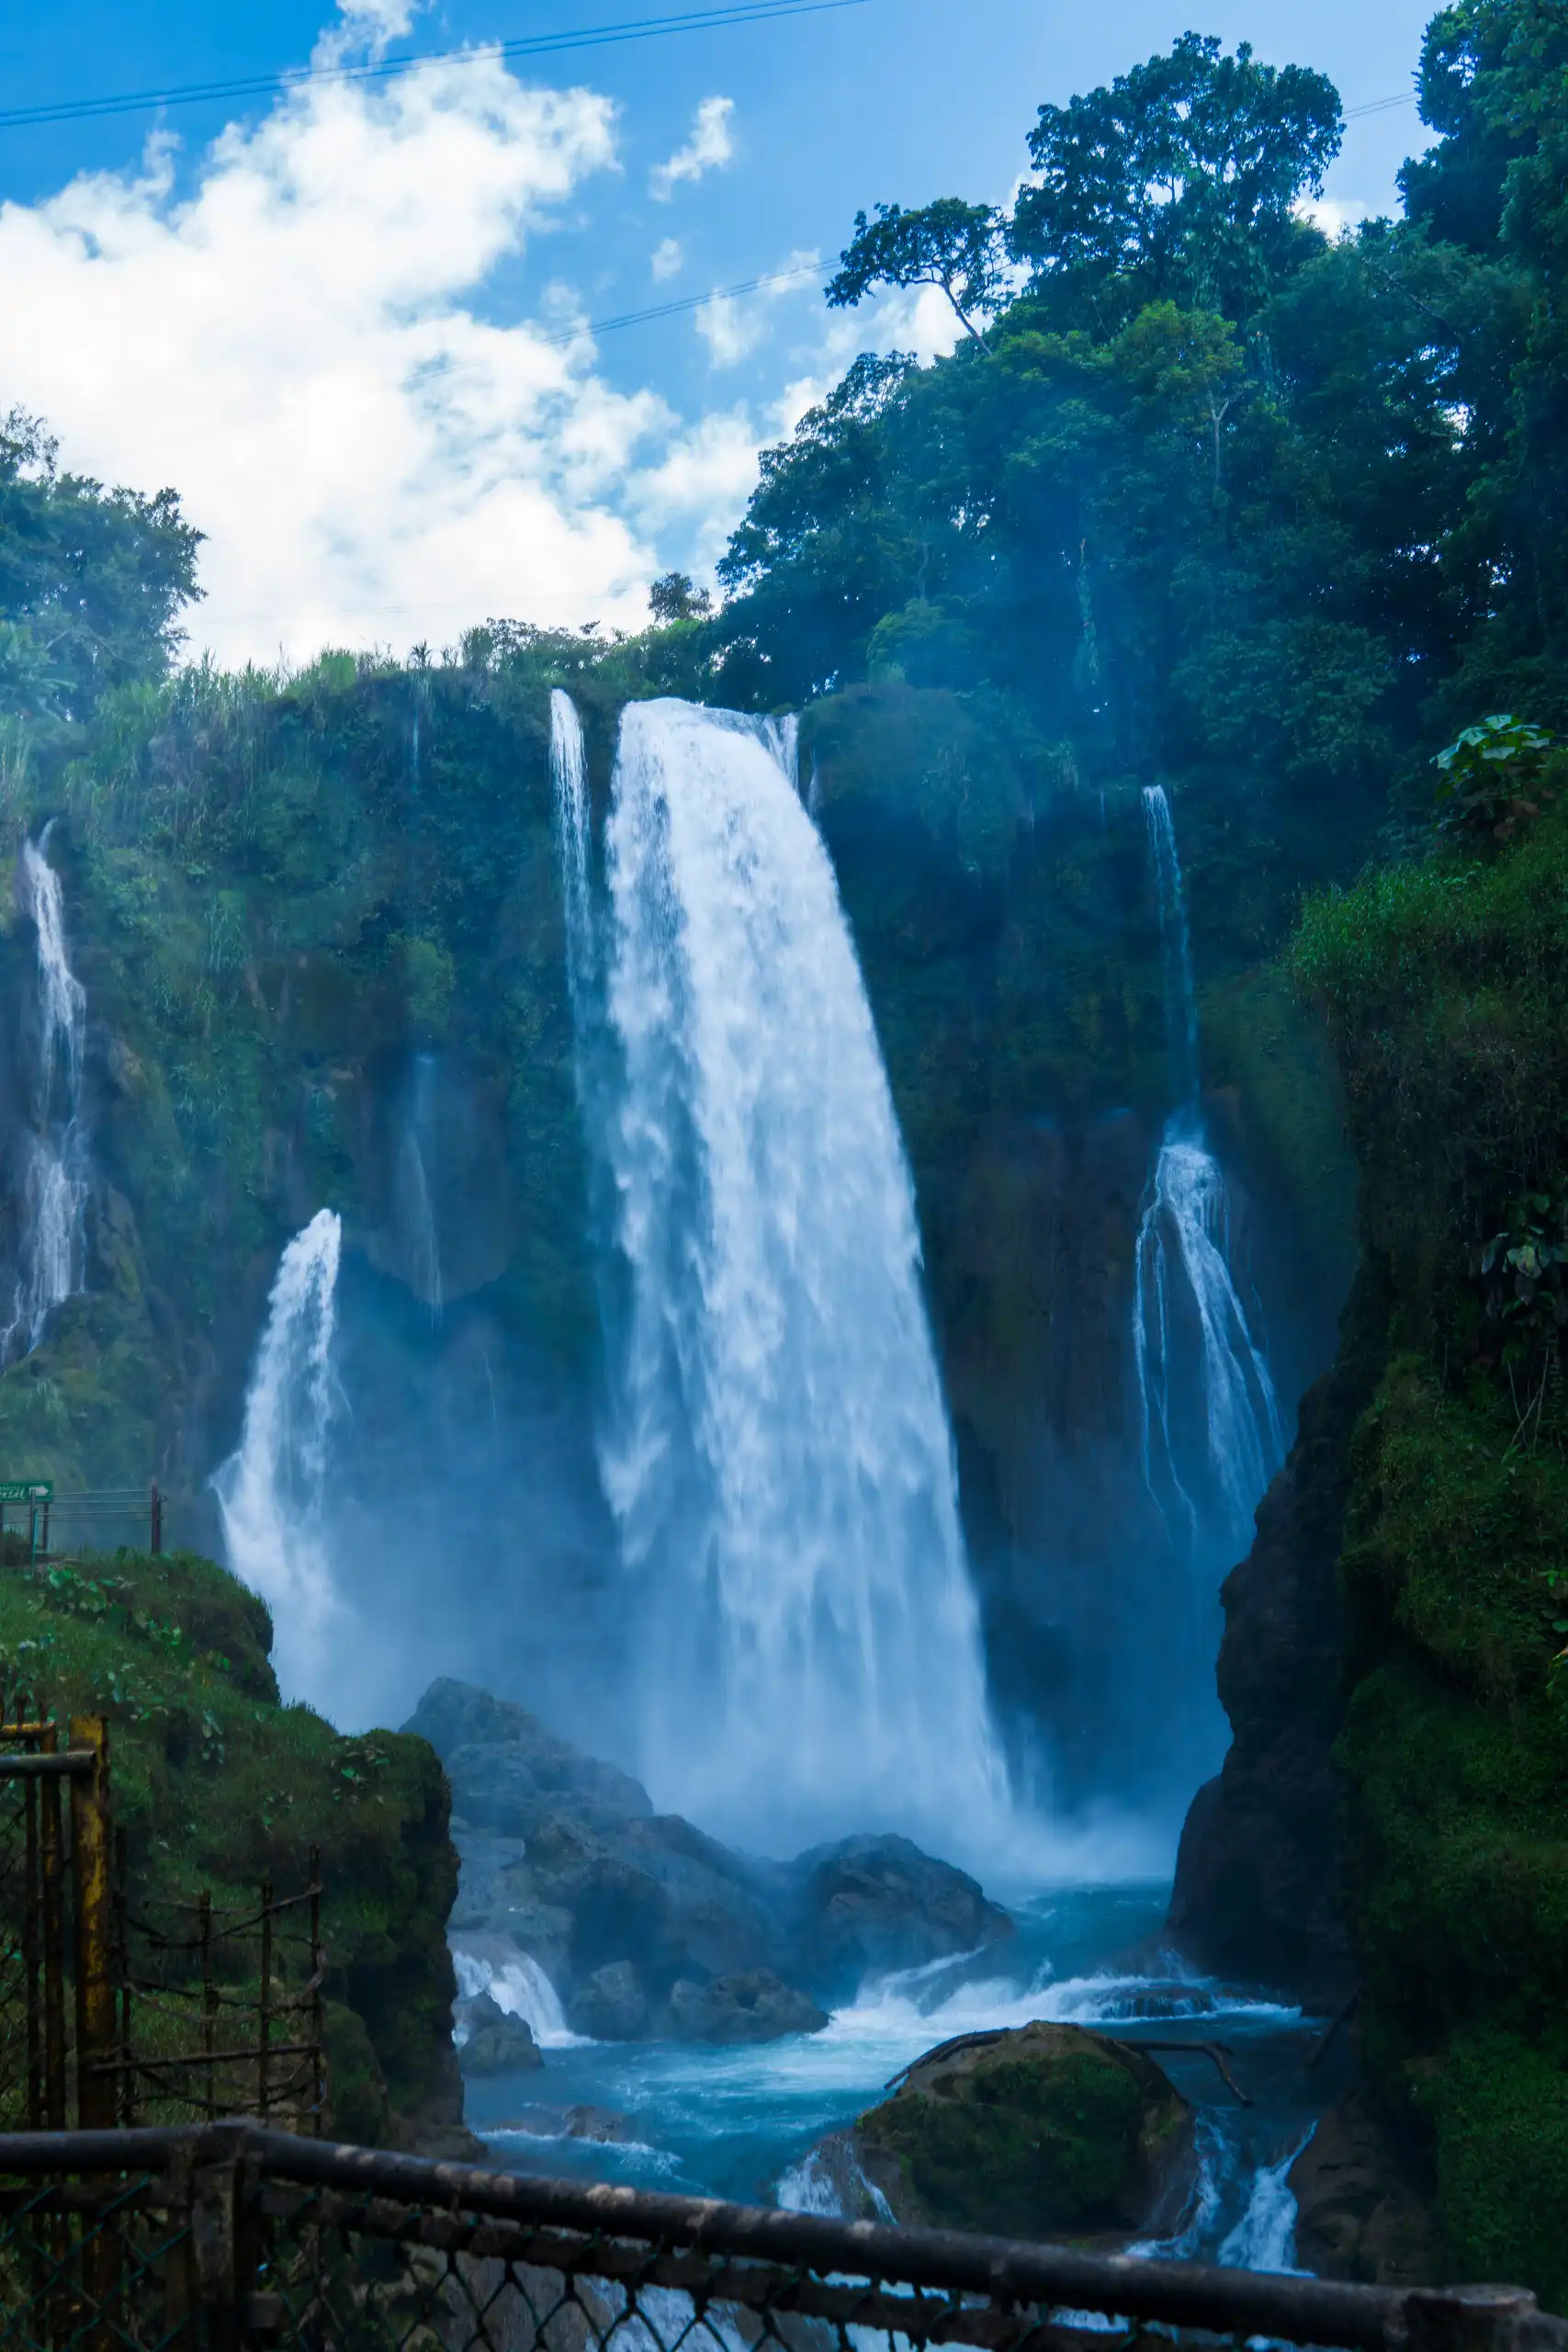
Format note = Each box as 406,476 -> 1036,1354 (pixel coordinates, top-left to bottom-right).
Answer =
827,199 -> 1009,341
0,411 -> 202,728
1010,32 -> 1341,323
1434,713 -> 1556,841
0,1545 -> 457,2143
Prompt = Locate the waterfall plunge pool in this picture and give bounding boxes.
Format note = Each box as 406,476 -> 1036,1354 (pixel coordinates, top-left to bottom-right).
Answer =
462,1883 -> 1338,2267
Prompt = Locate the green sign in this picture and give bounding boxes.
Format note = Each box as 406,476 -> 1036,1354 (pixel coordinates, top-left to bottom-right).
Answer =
0,1481 -> 51,1503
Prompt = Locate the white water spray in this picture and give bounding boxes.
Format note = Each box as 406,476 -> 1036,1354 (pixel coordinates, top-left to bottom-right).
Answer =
3,835 -> 90,1360
1134,788 -> 1282,1559
213,1210 -> 344,1706
572,695 -> 1008,1855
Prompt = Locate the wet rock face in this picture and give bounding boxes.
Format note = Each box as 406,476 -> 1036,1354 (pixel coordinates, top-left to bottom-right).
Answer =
406,1679 -> 653,1836
1165,1274 -> 1388,2005
456,1992 -> 543,2075
668,1971 -> 829,2044
784,1835 -> 1015,2007
846,2021 -> 1195,2240
1288,2092 -> 1440,2284
417,1680 -> 1013,2034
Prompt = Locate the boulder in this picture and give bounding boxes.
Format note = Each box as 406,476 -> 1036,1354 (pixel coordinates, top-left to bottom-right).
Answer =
569,1960 -> 649,2040
405,1680 -> 653,1837
667,1970 -> 829,2044
1287,2092 -> 1440,2284
784,1834 -> 1015,2003
488,2104 -> 633,2143
846,2021 -> 1194,2240
455,1992 -> 543,2076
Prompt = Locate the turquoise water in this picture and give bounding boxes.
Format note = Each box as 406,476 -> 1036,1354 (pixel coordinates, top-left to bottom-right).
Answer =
461,1885 -> 1340,2259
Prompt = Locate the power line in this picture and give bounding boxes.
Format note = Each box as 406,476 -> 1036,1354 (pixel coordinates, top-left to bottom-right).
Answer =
1344,91 -> 1417,119
542,261 -> 819,346
0,0 -> 864,132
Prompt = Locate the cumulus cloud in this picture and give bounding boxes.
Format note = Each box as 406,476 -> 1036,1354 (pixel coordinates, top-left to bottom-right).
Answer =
651,237 -> 683,282
694,248 -> 819,368
0,31 -> 728,663
649,97 -> 735,201
1295,193 -> 1374,239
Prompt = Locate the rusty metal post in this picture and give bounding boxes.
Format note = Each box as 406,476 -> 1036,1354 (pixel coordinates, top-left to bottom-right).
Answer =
38,1724 -> 68,2132
150,1482 -> 162,1555
70,1717 -> 116,2130
257,1877 -> 273,2122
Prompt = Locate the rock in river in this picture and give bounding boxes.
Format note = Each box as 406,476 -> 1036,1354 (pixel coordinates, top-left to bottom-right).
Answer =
668,1969 -> 829,2044
843,2020 -> 1195,2239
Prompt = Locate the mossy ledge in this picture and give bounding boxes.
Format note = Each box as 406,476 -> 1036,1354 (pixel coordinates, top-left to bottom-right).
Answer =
1273,773 -> 1568,2305
0,1541 -> 462,2149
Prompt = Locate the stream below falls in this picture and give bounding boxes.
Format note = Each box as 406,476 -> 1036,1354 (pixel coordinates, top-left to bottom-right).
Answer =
463,1884 -> 1345,2267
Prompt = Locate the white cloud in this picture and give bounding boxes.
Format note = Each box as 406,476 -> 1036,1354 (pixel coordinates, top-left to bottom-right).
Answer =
694,247 -> 819,368
1295,193 -> 1373,239
0,39 -> 757,662
651,237 -> 683,282
649,96 -> 734,201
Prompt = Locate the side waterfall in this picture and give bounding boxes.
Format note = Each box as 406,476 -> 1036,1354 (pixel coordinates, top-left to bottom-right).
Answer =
4,835 -> 89,1360
393,1052 -> 443,1320
557,693 -> 1008,1855
1134,787 -> 1283,1558
213,1209 -> 344,1706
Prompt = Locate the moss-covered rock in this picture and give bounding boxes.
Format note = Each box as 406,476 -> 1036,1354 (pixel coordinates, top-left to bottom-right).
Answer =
847,2020 -> 1193,2239
0,1544 -> 461,2147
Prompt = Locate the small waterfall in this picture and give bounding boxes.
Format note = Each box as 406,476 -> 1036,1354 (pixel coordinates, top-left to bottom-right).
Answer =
452,1946 -> 575,2046
393,1053 -> 443,1318
213,1209 -> 344,1706
551,689 -> 596,1024
1134,788 -> 1282,1562
579,694 -> 1007,1855
3,834 -> 89,1361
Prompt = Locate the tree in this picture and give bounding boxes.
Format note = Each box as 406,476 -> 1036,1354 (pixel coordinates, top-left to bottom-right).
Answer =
0,410 -> 203,723
649,571 -> 713,624
1010,32 -> 1342,325
826,199 -> 1008,341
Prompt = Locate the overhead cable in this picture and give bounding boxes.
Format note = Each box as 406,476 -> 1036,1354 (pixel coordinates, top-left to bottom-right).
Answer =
0,0 -> 864,131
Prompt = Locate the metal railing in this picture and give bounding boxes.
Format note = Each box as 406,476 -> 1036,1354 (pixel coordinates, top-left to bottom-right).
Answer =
0,1490 -> 164,1564
0,2121 -> 1562,2352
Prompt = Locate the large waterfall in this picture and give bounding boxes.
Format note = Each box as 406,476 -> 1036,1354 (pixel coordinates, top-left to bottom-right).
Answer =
3,834 -> 89,1362
556,694 -> 1009,1856
213,1209 -> 344,1705
1134,787 -> 1283,1563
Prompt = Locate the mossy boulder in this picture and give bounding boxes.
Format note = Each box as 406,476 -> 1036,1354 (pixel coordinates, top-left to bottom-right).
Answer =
846,2021 -> 1193,2240
0,1544 -> 462,2149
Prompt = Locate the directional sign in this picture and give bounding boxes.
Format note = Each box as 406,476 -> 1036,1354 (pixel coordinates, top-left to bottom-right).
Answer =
0,1481 -> 51,1503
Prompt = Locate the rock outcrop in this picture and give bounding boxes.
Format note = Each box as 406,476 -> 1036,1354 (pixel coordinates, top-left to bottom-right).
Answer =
456,1991 -> 544,2075
413,1679 -> 1012,2041
1165,1270 -> 1388,2004
838,2021 -> 1195,2240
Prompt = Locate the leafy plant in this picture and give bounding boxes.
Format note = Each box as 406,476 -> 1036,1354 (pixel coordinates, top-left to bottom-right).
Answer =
1435,715 -> 1556,842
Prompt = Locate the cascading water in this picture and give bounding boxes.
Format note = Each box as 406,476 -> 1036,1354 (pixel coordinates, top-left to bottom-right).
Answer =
213,1209 -> 344,1707
1134,787 -> 1283,1566
3,833 -> 90,1361
561,694 -> 1008,1856
393,1052 -> 443,1320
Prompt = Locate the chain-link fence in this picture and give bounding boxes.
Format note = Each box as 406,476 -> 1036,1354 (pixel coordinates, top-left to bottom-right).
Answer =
0,2123 -> 1562,2352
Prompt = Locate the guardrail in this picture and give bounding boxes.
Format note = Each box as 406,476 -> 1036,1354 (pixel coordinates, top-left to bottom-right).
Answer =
0,2121 -> 1562,2352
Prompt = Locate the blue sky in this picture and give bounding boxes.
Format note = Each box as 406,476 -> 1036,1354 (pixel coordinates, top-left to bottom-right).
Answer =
0,0 -> 1439,664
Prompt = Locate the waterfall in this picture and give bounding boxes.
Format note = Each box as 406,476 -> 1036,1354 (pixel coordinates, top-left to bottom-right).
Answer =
3,833 -> 89,1361
213,1209 -> 344,1705
551,690 -> 596,1024
1134,788 -> 1283,1561
393,1052 -> 443,1318
575,694 -> 1007,1855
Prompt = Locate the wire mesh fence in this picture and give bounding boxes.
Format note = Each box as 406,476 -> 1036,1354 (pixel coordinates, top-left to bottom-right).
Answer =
0,2123 -> 1562,2352
0,1710 -> 323,2143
